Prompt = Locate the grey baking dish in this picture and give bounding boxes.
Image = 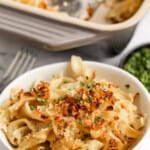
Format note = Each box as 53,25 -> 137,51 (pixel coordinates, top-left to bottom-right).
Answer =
0,0 -> 150,52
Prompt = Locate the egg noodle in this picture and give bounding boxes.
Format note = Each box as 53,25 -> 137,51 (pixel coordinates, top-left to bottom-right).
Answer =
106,0 -> 143,23
14,0 -> 59,12
0,56 -> 145,150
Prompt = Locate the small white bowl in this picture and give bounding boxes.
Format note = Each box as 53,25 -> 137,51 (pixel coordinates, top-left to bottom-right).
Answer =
0,61 -> 150,150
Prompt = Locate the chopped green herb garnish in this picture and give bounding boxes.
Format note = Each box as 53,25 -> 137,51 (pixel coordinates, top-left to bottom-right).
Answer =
57,96 -> 65,101
125,84 -> 130,89
30,105 -> 37,111
86,96 -> 91,103
69,127 -> 73,131
94,115 -> 102,124
79,119 -> 83,125
30,87 -> 34,93
84,133 -> 91,138
94,119 -> 98,125
104,96 -> 107,101
75,96 -> 80,102
35,96 -> 38,101
38,91 -> 43,96
63,81 -> 68,84
40,99 -> 47,105
86,82 -> 93,88
80,81 -> 85,86
48,124 -> 52,128
45,147 -> 51,150
97,115 -> 102,120
86,82 -> 96,88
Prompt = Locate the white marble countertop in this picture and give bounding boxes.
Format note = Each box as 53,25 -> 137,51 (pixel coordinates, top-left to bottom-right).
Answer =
0,8 -> 150,150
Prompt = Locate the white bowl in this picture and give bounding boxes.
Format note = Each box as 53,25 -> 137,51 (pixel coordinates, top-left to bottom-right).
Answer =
0,61 -> 150,150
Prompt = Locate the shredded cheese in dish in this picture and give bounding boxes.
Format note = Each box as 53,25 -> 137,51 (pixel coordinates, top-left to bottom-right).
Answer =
14,0 -> 60,12
0,56 -> 146,150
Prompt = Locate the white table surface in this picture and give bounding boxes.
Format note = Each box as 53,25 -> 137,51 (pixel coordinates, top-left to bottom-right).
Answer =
0,8 -> 150,150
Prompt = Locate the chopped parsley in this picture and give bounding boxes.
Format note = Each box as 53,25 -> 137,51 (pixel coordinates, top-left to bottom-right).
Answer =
63,80 -> 68,84
30,105 -> 37,111
86,82 -> 93,88
79,119 -> 83,125
38,91 -> 43,96
94,115 -> 102,124
30,87 -> 34,93
57,96 -> 65,101
104,96 -> 108,101
94,119 -> 98,125
68,88 -> 71,91
69,127 -> 73,131
86,81 -> 96,88
35,96 -> 38,101
45,147 -> 51,150
80,81 -> 85,86
40,99 -> 47,105
125,84 -> 130,89
84,133 -> 91,138
97,115 -> 102,120
48,124 -> 52,128
86,96 -> 91,103
75,96 -> 80,102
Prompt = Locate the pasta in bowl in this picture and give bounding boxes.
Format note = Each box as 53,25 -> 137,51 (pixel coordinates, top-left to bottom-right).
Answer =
0,56 -> 150,150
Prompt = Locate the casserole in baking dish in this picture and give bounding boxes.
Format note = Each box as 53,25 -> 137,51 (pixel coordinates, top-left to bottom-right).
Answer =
0,0 -> 150,51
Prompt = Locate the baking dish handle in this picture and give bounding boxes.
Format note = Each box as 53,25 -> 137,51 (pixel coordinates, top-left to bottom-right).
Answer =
0,5 -> 108,51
